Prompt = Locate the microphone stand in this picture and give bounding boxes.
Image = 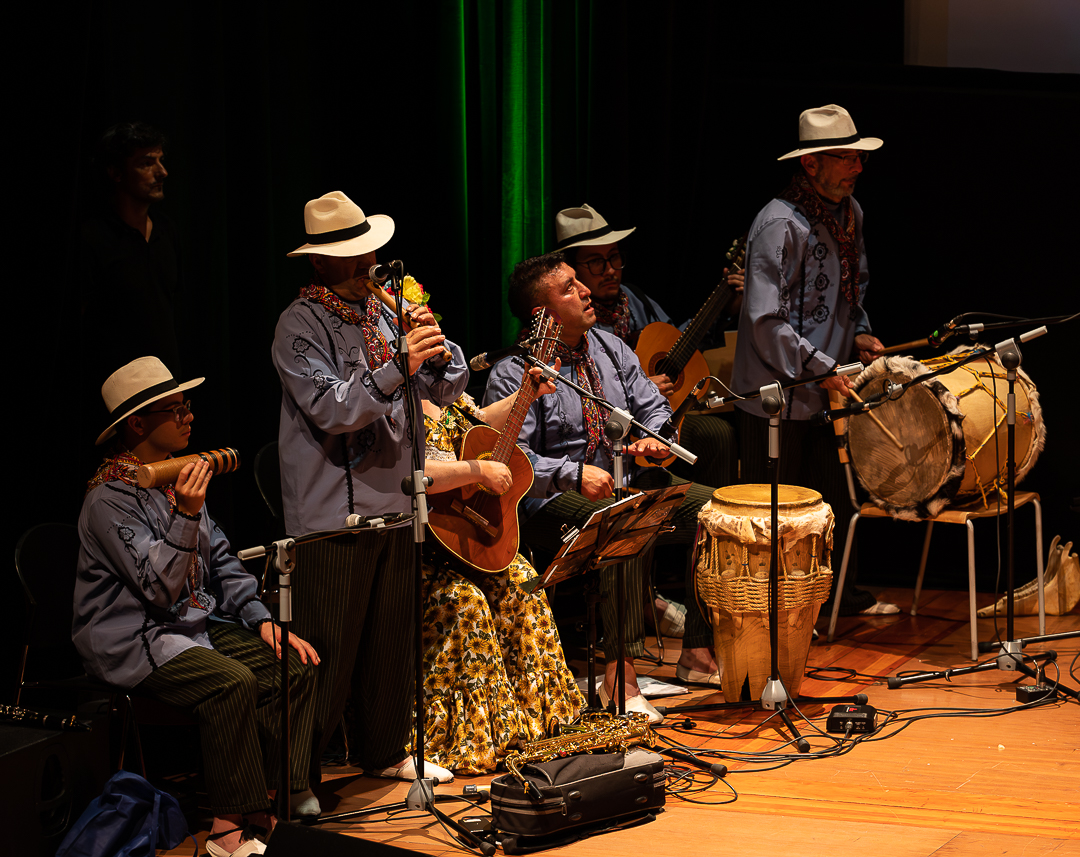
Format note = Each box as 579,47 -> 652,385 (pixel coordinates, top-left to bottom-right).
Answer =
518,352 -> 695,719
238,515 -> 414,823
885,328 -> 1077,701
301,260 -> 493,852
659,382 -> 867,750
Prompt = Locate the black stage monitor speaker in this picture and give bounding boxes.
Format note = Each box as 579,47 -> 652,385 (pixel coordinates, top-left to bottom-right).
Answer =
0,721 -> 110,857
266,822 -> 426,856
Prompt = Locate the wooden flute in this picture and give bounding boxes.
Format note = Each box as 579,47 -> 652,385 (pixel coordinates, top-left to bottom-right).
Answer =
364,279 -> 453,363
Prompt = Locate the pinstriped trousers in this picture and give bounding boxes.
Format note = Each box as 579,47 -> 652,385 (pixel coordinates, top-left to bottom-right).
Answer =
521,471 -> 716,658
136,622 -> 316,816
290,528 -> 414,776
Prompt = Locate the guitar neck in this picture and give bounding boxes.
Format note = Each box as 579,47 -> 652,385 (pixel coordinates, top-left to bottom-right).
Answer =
663,280 -> 735,375
490,310 -> 561,464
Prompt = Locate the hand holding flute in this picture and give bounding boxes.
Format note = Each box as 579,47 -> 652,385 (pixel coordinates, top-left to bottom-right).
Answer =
363,278 -> 453,368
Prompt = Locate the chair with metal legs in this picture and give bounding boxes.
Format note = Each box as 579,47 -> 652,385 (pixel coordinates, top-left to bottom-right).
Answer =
826,471 -> 1045,660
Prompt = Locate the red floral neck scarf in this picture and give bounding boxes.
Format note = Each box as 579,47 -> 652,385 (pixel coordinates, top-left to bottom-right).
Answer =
299,277 -> 395,370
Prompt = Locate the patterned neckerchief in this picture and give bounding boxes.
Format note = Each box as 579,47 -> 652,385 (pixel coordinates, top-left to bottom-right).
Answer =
553,335 -> 612,465
592,289 -> 632,342
86,449 -> 177,508
779,172 -> 862,307
299,278 -> 395,370
86,449 -> 203,606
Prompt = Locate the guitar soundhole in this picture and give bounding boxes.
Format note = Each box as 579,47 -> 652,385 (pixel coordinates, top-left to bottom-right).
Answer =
651,354 -> 683,389
474,451 -> 503,496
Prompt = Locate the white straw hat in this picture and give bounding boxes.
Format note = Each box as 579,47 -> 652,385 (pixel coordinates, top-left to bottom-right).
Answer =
554,204 -> 636,252
287,191 -> 394,257
778,104 -> 883,161
96,357 -> 204,445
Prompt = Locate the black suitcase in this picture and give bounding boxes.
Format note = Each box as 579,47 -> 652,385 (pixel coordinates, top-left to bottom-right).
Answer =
490,748 -> 665,853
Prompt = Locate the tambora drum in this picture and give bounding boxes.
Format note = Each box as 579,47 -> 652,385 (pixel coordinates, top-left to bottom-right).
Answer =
696,485 -> 833,701
846,350 -> 1045,520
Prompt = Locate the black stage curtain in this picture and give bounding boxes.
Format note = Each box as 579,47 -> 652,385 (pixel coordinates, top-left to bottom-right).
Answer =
9,3 -> 1077,688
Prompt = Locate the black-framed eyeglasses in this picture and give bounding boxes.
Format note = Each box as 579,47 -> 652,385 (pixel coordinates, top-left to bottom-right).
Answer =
145,400 -> 192,424
819,151 -> 869,167
579,251 -> 625,277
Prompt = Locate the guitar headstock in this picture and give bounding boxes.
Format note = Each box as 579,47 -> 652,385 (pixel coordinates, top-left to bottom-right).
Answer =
725,236 -> 746,273
527,307 -> 563,364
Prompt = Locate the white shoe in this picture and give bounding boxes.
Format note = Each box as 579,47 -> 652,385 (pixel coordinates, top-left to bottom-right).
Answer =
598,683 -> 664,725
206,832 -> 266,857
658,600 -> 686,637
289,788 -> 321,818
860,601 -> 900,615
675,663 -> 723,687
373,755 -> 454,784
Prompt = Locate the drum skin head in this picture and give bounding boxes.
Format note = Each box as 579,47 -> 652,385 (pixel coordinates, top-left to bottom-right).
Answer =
848,370 -> 962,515
846,351 -> 1045,520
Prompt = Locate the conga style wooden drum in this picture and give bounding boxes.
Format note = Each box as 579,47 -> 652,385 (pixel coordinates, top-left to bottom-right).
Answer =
696,485 -> 833,701
845,351 -> 1045,521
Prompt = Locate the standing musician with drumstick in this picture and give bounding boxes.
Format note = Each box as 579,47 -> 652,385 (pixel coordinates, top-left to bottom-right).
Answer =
731,104 -> 896,617
74,357 -> 321,856
272,191 -> 467,785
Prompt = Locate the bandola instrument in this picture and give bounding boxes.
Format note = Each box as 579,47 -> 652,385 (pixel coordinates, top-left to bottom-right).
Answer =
633,237 -> 744,467
696,484 -> 833,701
844,349 -> 1045,520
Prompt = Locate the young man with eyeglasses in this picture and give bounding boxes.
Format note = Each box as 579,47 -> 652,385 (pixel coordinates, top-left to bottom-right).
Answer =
74,356 -> 322,855
732,103 -> 896,617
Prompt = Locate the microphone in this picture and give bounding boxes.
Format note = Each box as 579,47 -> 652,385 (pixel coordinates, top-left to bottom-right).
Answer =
810,399 -> 880,426
368,263 -> 391,285
660,378 -> 706,437
468,344 -> 531,371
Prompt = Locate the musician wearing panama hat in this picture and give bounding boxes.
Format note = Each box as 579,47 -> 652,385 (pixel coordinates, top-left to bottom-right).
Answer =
75,356 -> 322,853
272,190 -> 467,785
731,104 -> 898,617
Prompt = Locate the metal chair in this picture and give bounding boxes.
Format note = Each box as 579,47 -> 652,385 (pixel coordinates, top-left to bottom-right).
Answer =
826,473 -> 1045,660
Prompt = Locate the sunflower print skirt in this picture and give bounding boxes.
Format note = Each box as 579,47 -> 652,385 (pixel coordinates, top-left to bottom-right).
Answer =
417,551 -> 584,774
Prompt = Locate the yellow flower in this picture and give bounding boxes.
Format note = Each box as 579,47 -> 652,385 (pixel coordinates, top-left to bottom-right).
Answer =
402,275 -> 425,304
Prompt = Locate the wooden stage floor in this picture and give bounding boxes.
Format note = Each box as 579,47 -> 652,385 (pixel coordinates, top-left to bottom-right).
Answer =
165,588 -> 1079,857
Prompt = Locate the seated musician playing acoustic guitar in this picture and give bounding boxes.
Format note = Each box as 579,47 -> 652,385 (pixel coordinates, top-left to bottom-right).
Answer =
418,386 -> 584,773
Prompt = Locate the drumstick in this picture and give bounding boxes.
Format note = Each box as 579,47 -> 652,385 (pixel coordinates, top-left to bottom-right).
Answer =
881,337 -> 929,355
849,390 -> 904,450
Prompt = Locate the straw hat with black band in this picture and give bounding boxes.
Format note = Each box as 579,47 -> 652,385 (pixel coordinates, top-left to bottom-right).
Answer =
553,204 -> 636,253
287,190 -> 394,258
96,356 -> 204,446
778,104 -> 883,161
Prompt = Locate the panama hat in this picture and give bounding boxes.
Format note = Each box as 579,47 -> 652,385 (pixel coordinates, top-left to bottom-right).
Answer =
778,104 -> 883,161
554,204 -> 636,252
287,191 -> 394,257
96,356 -> 204,445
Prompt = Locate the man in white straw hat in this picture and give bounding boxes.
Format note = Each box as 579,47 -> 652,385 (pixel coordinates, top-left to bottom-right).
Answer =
74,357 -> 322,855
272,191 -> 467,784
732,103 -> 896,616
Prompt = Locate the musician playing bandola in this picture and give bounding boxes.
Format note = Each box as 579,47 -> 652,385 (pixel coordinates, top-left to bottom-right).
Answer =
73,357 -> 320,856
271,191 -> 467,786
732,103 -> 895,617
485,252 -> 724,724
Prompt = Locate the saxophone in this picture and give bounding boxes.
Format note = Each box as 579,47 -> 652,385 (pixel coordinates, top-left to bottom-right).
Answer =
505,712 -> 655,793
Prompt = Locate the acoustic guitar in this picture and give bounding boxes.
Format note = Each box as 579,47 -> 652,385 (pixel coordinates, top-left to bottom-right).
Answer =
633,237 -> 744,466
427,308 -> 562,573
